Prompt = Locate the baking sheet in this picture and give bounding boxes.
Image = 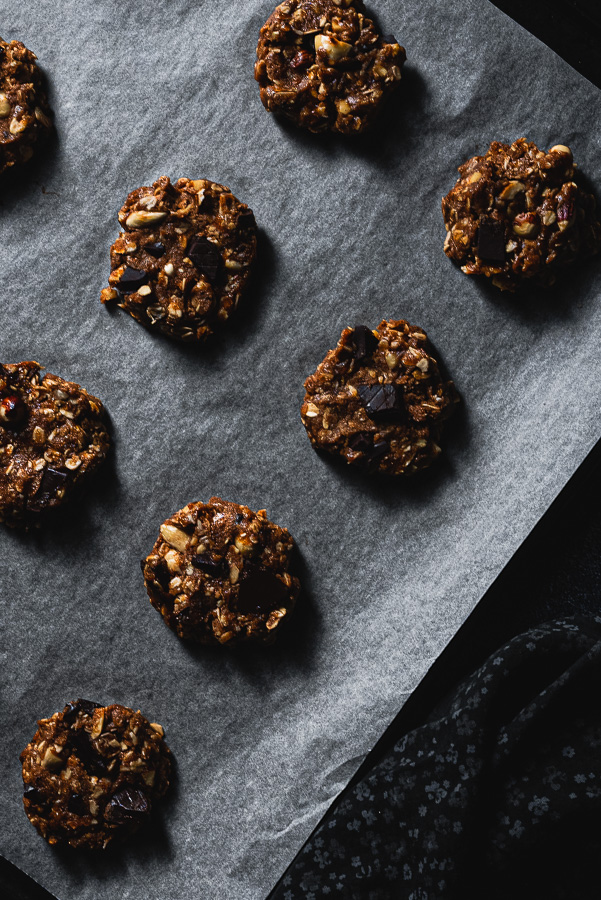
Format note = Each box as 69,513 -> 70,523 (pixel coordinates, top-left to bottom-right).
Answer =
1,0 -> 601,897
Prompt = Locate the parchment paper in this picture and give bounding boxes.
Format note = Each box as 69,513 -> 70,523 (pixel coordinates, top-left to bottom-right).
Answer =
1,1 -> 601,897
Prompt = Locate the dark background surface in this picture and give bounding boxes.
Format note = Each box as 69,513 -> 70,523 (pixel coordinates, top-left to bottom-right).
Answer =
4,1 -> 601,897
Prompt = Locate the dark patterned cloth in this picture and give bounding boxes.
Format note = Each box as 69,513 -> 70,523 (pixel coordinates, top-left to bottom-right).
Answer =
269,618 -> 601,899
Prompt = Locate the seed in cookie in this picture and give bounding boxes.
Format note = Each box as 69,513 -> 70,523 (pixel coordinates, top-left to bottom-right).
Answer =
20,700 -> 172,849
254,0 -> 405,135
0,361 -> 110,527
301,321 -> 459,475
441,138 -> 601,291
0,36 -> 53,175
101,176 -> 257,342
142,497 -> 300,645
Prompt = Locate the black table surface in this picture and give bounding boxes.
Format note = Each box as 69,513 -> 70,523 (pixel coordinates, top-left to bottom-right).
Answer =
4,2 -> 601,898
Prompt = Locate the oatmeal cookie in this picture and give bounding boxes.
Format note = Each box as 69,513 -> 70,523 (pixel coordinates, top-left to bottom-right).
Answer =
0,362 -> 110,527
0,37 -> 52,175
101,176 -> 257,342
255,0 -> 405,134
442,138 -> 601,291
301,321 -> 459,475
21,699 -> 171,850
143,497 -> 300,645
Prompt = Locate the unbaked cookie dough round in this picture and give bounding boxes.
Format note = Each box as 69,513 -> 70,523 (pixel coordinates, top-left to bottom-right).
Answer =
0,362 -> 110,527
255,0 -> 405,134
20,699 -> 172,850
301,320 -> 459,475
0,36 -> 52,175
442,138 -> 601,291
101,176 -> 257,341
143,497 -> 300,645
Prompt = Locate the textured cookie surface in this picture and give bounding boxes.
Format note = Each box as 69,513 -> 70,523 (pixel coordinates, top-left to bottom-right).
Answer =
0,37 -> 52,175
301,321 -> 459,475
20,700 -> 171,850
0,362 -> 110,526
101,176 -> 257,342
442,138 -> 601,291
255,0 -> 405,134
143,497 -> 300,645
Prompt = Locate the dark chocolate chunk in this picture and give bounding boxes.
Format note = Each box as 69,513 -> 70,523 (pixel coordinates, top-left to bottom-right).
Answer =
381,33 -> 398,44
191,552 -> 224,576
28,466 -> 69,510
63,699 -> 101,723
235,513 -> 245,524
477,219 -> 506,262
24,785 -> 46,806
117,266 -> 150,293
369,439 -> 389,461
67,793 -> 88,816
348,433 -> 373,454
145,241 -> 166,258
357,383 -> 405,421
237,208 -> 256,228
187,235 -> 221,283
68,729 -> 108,776
107,787 -> 150,823
237,570 -> 288,615
350,325 -> 379,362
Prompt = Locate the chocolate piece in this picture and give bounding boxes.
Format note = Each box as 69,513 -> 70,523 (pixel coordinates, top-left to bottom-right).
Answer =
0,362 -> 110,527
20,701 -> 171,849
116,266 -> 149,293
477,219 -> 506,262
143,497 -> 300,646
237,570 -> 288,615
350,325 -> 379,362
145,241 -> 166,258
0,38 -> 53,176
301,320 -> 459,476
101,176 -> 257,342
187,235 -> 222,283
255,0 -> 406,135
63,699 -> 101,722
357,383 -> 405,421
442,138 -> 601,291
191,552 -> 224,575
107,788 -> 150,823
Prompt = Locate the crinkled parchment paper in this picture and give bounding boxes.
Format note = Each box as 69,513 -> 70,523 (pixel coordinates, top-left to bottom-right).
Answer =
1,1 -> 601,897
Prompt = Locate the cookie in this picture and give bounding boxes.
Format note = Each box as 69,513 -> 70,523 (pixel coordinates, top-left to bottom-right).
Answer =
255,0 -> 405,134
442,138 -> 601,291
101,176 -> 257,342
142,497 -> 300,645
0,37 -> 52,176
301,321 -> 459,475
0,362 -> 110,527
20,699 -> 171,850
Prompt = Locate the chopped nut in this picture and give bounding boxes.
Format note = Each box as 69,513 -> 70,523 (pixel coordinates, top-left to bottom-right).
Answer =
549,144 -> 572,158
499,180 -> 526,201
0,93 -> 11,117
314,34 -> 352,63
41,747 -> 63,771
34,106 -> 52,128
304,402 -> 319,417
160,523 -> 190,552
125,210 -> 167,229
9,116 -> 27,135
513,213 -> 538,237
149,722 -> 164,737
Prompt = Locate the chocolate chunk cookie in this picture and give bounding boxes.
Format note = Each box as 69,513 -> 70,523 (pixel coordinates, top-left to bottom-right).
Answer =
301,321 -> 459,475
143,497 -> 300,645
101,176 -> 257,342
255,0 -> 405,134
442,138 -> 601,291
21,700 -> 171,849
0,37 -> 52,176
0,362 -> 110,527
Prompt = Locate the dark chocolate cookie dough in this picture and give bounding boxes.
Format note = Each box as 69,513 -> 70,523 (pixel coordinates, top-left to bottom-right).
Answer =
101,176 -> 257,342
143,497 -> 300,645
301,321 -> 459,475
255,0 -> 405,134
0,37 -> 52,175
21,700 -> 171,850
0,362 -> 110,527
442,138 -> 601,291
